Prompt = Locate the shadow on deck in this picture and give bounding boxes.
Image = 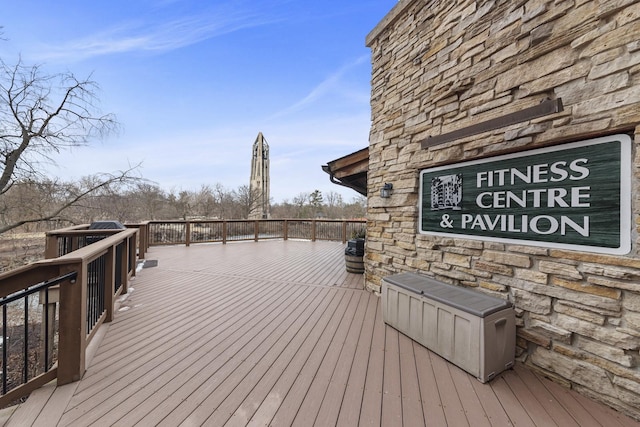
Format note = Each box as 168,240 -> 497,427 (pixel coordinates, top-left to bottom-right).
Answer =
6,241 -> 640,426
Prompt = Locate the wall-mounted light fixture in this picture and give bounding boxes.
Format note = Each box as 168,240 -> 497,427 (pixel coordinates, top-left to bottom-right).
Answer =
380,182 -> 393,198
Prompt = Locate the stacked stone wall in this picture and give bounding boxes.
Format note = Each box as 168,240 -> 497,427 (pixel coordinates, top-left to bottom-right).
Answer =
366,0 -> 640,419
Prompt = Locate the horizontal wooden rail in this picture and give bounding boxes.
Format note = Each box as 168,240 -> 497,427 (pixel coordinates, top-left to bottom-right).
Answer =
143,219 -> 366,247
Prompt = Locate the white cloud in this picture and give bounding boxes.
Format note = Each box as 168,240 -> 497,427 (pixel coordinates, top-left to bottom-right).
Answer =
268,54 -> 370,119
29,5 -> 282,62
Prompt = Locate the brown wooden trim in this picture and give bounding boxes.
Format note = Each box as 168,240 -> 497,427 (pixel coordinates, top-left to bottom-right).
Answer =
342,221 -> 348,243
222,221 -> 228,244
421,98 -> 564,148
57,261 -> 87,385
0,368 -> 57,408
0,264 -> 61,297
44,234 -> 59,259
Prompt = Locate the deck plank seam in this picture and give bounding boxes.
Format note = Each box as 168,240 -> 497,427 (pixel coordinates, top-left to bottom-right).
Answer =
268,291 -> 359,425
207,287 -> 344,425
121,282 -> 328,426
243,286 -> 352,426
59,280 -> 308,424
74,278 -> 296,395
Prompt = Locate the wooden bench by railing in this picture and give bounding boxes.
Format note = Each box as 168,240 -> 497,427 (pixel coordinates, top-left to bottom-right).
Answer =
0,228 -> 138,407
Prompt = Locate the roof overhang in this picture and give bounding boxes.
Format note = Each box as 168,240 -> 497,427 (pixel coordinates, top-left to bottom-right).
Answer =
322,147 -> 368,196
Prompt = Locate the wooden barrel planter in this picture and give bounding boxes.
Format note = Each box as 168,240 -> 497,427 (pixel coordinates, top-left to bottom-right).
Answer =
345,254 -> 365,273
345,238 -> 365,274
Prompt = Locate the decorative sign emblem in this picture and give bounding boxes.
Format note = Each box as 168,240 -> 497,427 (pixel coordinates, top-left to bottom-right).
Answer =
431,174 -> 463,210
418,134 -> 632,255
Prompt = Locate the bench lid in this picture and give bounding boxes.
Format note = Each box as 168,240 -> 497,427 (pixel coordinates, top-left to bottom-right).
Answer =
383,272 -> 512,318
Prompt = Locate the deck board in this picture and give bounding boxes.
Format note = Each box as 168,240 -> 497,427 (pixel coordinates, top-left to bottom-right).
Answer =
381,328 -> 403,427
212,288 -> 337,426
7,240 -> 640,427
430,351 -> 469,427
490,374 -> 536,427
175,286 -> 320,426
359,299 -> 386,426
130,284 -> 317,426
269,290 -> 357,426
334,293 -> 378,426
154,287 -> 315,426
413,341 -> 448,426
312,292 -> 370,427
503,368 -> 557,426
447,362 -> 491,427
243,289 -> 345,427
398,333 -> 425,426
512,366 -> 580,427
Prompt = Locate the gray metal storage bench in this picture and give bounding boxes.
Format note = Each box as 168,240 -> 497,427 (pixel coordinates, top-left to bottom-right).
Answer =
382,272 -> 515,383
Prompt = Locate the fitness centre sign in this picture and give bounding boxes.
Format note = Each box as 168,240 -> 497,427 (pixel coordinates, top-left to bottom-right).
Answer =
418,134 -> 632,254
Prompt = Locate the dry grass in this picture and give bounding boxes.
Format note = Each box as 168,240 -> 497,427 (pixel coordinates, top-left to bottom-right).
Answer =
0,233 -> 46,273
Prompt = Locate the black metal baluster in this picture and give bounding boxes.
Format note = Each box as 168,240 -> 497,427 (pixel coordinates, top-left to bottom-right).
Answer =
23,295 -> 28,384
44,289 -> 49,372
2,305 -> 7,394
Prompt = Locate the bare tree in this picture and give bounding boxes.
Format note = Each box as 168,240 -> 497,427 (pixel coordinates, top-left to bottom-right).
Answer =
292,192 -> 310,218
0,167 -> 140,234
132,183 -> 167,221
212,183 -> 233,219
235,184 -> 264,219
324,191 -> 344,219
308,189 -> 323,218
167,190 -> 192,220
0,56 -> 140,234
343,195 -> 367,219
193,185 -> 217,218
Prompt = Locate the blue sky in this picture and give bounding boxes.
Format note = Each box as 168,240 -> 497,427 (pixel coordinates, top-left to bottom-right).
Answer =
0,0 -> 397,203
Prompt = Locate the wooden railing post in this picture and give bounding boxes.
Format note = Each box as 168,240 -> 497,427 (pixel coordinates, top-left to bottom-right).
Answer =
128,231 -> 138,280
57,261 -> 87,385
342,221 -> 348,243
71,235 -> 81,253
44,233 -> 59,259
120,240 -> 129,295
254,221 -> 259,241
39,286 -> 59,370
137,223 -> 147,259
223,221 -> 227,244
311,220 -> 317,242
284,220 -> 288,240
185,221 -> 191,247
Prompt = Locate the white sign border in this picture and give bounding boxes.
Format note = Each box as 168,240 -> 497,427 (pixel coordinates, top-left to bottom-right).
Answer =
418,134 -> 632,255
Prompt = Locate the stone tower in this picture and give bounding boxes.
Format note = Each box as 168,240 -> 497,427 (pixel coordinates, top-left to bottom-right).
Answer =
249,132 -> 270,219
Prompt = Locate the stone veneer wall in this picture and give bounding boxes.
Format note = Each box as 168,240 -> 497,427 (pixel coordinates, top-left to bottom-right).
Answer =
365,0 -> 640,419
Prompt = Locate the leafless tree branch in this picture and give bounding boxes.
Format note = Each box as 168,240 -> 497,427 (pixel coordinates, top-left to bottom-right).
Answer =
0,57 -> 119,195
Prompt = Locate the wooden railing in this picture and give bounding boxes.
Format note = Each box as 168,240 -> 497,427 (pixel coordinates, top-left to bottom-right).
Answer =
0,228 -> 138,407
0,218 -> 364,406
139,219 -> 367,248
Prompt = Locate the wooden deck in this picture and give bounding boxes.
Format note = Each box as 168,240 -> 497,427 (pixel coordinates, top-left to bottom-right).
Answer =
6,240 -> 640,426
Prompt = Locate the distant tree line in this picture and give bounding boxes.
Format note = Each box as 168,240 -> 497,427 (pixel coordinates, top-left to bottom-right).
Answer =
2,179 -> 366,233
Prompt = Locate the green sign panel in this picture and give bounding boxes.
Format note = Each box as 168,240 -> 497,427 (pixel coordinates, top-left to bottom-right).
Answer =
419,135 -> 631,254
